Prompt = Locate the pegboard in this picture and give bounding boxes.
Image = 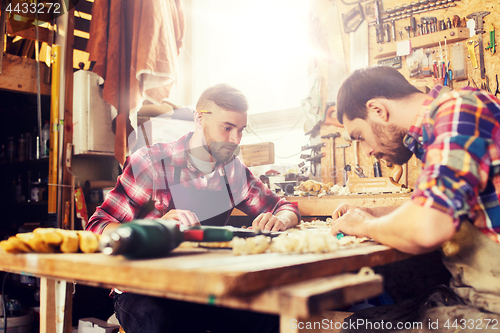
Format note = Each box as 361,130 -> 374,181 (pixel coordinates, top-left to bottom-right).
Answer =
312,0 -> 499,188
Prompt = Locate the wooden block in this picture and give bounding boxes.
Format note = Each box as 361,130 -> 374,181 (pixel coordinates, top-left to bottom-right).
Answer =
347,177 -> 405,194
240,142 -> 274,167
0,54 -> 51,95
373,27 -> 470,59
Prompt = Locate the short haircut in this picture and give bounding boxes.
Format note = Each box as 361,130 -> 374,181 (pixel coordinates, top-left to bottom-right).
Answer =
196,83 -> 249,112
336,66 -> 421,124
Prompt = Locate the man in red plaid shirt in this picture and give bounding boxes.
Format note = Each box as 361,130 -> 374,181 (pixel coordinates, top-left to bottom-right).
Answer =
86,83 -> 299,236
86,83 -> 299,333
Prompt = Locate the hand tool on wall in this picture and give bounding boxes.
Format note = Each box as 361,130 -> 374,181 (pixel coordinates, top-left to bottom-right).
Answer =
467,11 -> 490,79
410,17 -> 417,37
405,26 -> 412,39
385,24 -> 391,42
353,140 -> 366,178
391,20 -> 397,41
301,143 -> 325,152
495,75 -> 499,97
447,18 -> 452,30
300,141 -> 325,177
342,3 -> 364,34
452,15 -> 460,28
321,132 -> 341,184
373,158 -> 382,177
100,219 -> 281,259
337,143 -> 351,186
372,0 -> 457,25
374,0 -> 384,43
467,40 -> 479,69
485,23 -> 496,55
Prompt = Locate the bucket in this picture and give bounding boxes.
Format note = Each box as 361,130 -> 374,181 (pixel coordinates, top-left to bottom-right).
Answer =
0,311 -> 33,333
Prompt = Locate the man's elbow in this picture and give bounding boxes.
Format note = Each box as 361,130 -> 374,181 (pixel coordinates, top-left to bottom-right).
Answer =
410,216 -> 456,254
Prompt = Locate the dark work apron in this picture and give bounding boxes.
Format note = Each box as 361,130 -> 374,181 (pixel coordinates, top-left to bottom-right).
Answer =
166,166 -> 236,226
340,221 -> 500,332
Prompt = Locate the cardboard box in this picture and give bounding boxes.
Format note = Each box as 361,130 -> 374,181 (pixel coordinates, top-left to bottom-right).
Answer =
78,317 -> 120,333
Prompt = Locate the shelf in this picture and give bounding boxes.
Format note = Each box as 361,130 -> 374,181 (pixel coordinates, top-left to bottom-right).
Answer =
0,157 -> 49,167
374,27 -> 470,59
12,201 -> 48,206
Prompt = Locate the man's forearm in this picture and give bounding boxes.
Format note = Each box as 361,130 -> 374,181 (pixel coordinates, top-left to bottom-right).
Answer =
102,222 -> 122,235
367,205 -> 400,217
275,209 -> 299,229
367,202 -> 456,254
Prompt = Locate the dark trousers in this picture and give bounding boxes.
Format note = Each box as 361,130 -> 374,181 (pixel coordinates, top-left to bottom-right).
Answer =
114,292 -> 279,333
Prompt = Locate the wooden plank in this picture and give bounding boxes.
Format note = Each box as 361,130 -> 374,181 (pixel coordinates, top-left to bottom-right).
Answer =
0,244 -> 409,297
278,273 -> 382,318
150,273 -> 382,318
40,277 -> 57,333
232,193 -> 411,216
0,53 -> 51,95
240,142 -> 275,167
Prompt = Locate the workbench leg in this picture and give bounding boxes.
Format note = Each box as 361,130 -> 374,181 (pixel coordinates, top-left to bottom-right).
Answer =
40,278 -> 69,333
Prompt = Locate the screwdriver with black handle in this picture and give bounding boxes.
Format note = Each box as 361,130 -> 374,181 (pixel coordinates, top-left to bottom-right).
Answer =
100,219 -> 279,259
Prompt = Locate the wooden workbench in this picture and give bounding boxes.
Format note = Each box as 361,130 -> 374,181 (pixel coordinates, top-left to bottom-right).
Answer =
232,193 -> 412,217
0,244 -> 410,333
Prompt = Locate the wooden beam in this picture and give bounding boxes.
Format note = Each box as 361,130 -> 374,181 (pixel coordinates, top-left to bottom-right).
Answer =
0,53 -> 51,95
7,19 -> 51,43
61,8 -> 74,230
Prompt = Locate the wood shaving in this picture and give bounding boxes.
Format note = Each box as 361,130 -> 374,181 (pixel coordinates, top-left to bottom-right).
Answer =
231,229 -> 371,256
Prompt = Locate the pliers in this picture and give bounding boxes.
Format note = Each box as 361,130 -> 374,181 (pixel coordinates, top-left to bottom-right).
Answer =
495,74 -> 499,97
354,164 -> 367,178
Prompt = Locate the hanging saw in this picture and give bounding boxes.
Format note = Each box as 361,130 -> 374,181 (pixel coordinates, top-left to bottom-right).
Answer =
485,23 -> 496,55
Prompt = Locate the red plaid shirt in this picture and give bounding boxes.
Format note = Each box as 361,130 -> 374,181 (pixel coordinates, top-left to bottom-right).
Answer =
86,133 -> 299,234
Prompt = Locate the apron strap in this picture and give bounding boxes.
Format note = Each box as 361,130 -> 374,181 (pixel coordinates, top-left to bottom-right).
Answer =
223,172 -> 235,208
174,165 -> 235,209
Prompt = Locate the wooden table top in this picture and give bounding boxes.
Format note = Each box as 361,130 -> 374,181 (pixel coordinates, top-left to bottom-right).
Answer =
0,243 -> 409,298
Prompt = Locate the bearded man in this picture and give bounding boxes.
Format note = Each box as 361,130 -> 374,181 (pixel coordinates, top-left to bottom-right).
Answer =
86,83 -> 299,333
331,66 -> 500,332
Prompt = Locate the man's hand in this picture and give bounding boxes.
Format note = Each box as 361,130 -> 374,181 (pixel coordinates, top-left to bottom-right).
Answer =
252,212 -> 290,231
330,207 -> 375,238
162,209 -> 200,227
332,204 -> 372,221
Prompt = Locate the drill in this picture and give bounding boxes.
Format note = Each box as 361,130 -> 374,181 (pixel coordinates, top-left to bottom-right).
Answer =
100,219 -> 277,259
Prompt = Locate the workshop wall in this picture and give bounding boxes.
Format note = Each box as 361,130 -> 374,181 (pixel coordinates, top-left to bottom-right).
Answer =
314,0 -> 499,189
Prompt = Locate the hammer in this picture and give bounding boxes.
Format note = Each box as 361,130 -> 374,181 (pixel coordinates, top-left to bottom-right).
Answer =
321,132 -> 341,184
337,143 -> 351,186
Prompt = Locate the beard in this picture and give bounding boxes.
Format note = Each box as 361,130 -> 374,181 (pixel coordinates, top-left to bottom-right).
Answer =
202,128 -> 240,162
370,121 -> 413,165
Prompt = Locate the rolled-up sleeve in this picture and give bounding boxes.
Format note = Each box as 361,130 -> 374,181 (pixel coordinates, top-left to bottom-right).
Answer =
412,95 -> 492,227
86,150 -> 154,234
